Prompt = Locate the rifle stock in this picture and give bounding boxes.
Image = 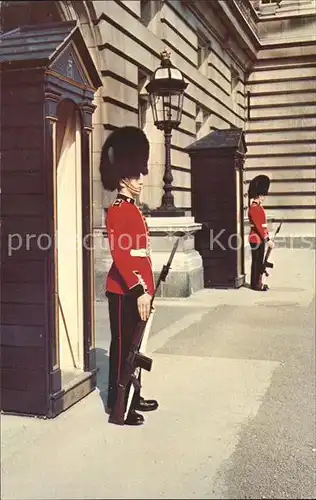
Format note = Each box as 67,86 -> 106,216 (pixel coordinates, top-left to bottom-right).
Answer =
109,319 -> 148,425
109,238 -> 180,426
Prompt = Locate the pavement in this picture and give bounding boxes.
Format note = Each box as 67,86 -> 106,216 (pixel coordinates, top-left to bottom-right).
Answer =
1,248 -> 315,499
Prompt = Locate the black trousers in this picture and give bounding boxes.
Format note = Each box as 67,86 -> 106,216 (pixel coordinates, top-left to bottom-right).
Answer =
250,241 -> 265,289
106,292 -> 142,412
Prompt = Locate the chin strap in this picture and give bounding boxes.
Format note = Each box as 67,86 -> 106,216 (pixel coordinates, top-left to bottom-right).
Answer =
121,179 -> 141,197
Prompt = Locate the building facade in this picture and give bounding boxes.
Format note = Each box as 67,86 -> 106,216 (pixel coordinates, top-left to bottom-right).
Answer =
1,0 -> 315,232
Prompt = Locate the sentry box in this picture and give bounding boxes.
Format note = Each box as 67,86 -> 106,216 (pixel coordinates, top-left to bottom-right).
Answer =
186,129 -> 247,289
1,21 -> 102,417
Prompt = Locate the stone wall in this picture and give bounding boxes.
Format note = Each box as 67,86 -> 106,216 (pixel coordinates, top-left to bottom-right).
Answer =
87,0 -> 249,227
3,0 -> 314,279
245,4 -> 316,236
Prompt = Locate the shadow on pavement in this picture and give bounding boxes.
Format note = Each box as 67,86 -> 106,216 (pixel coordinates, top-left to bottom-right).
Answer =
95,347 -> 110,412
242,282 -> 252,290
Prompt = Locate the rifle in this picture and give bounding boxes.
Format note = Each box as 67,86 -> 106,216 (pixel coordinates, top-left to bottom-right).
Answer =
109,237 -> 180,426
262,220 -> 283,277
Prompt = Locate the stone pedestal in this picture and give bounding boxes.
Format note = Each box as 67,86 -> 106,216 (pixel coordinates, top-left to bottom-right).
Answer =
146,216 -> 203,297
94,216 -> 203,300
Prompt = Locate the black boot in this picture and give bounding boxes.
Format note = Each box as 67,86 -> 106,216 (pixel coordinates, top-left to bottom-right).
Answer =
251,284 -> 269,291
134,396 -> 159,412
125,409 -> 145,426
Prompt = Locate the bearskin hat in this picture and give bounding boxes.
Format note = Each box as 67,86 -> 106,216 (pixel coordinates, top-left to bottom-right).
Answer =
248,174 -> 270,199
99,126 -> 150,192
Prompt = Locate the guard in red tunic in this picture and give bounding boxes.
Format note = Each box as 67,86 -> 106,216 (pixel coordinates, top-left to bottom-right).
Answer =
248,175 -> 275,291
99,126 -> 158,426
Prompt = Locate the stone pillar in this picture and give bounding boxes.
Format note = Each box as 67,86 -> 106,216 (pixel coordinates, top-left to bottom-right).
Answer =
94,216 -> 203,300
147,216 -> 203,297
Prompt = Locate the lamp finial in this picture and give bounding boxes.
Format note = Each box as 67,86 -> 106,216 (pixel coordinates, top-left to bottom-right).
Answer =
160,49 -> 172,67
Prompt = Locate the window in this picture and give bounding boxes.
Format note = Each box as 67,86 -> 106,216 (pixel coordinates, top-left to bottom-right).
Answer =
140,0 -> 152,26
197,44 -> 205,68
138,70 -> 149,129
195,105 -> 210,137
138,97 -> 148,129
197,33 -> 210,76
231,67 -> 239,94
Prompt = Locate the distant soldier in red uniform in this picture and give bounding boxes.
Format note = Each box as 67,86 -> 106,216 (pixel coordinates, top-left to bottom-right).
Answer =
99,126 -> 158,426
248,175 -> 275,291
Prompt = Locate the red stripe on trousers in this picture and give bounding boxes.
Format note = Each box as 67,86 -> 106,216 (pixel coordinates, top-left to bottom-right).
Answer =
117,295 -> 122,382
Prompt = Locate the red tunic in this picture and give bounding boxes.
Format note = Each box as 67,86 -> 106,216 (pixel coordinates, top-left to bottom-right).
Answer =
105,194 -> 155,298
248,201 -> 269,245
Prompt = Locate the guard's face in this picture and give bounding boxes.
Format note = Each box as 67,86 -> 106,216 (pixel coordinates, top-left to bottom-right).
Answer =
129,174 -> 143,195
121,174 -> 143,196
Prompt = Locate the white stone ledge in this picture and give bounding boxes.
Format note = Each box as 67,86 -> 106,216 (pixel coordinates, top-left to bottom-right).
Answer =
93,217 -> 202,236
146,216 -> 202,234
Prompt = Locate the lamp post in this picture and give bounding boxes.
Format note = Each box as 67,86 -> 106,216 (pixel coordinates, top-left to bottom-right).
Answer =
146,50 -> 188,216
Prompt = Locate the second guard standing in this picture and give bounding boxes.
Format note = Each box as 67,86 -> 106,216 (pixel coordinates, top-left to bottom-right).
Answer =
248,175 -> 275,291
99,126 -> 158,426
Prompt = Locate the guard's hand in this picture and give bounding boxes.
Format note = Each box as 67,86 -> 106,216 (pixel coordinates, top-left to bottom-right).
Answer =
267,239 -> 275,249
137,293 -> 152,321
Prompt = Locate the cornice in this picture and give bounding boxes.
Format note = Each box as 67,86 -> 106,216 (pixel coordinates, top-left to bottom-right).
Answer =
183,0 -> 261,71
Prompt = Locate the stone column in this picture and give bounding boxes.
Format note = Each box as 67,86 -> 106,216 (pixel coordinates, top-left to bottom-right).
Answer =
94,216 -> 203,300
146,216 -> 203,297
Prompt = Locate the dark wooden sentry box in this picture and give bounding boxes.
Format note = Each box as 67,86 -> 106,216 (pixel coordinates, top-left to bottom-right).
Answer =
186,129 -> 247,289
0,22 -> 102,417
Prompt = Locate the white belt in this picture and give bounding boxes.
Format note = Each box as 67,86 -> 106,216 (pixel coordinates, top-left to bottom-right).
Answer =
251,224 -> 267,228
130,248 -> 150,257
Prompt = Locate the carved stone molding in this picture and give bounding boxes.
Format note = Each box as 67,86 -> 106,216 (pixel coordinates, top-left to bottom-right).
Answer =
234,0 -> 258,34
